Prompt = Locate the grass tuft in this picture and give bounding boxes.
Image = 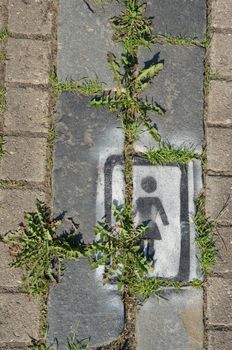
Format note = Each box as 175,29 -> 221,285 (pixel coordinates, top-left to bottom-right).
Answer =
194,195 -> 217,274
49,71 -> 102,97
0,29 -> 8,42
0,88 -> 7,112
144,143 -> 196,165
3,200 -> 84,295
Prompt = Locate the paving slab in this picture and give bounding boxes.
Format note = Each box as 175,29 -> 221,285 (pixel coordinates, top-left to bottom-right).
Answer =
211,0 -> 232,30
213,227 -> 232,274
133,159 -> 202,281
47,258 -> 124,349
53,92 -> 124,242
147,0 -> 206,39
136,45 -> 204,152
136,287 -> 203,350
208,330 -> 232,350
0,242 -> 23,291
58,0 -> 206,83
209,33 -> 232,80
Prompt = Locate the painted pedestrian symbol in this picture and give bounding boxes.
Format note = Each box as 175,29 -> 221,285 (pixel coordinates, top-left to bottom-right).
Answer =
135,176 -> 169,263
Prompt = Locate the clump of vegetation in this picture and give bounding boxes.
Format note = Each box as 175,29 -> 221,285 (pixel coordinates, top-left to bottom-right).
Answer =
3,200 -> 84,295
144,143 -> 196,165
0,88 -> 7,112
0,29 -> 8,42
194,195 -> 217,274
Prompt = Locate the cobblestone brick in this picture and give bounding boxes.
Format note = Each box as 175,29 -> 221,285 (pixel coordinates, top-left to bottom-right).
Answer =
0,136 -> 47,182
206,176 -> 232,225
207,128 -> 232,172
6,38 -> 51,84
4,87 -> 50,133
0,293 -> 40,346
208,330 -> 232,350
213,227 -> 232,274
211,0 -> 232,29
207,277 -> 232,326
0,189 -> 45,236
207,80 -> 232,126
0,242 -> 23,291
209,33 -> 232,79
8,0 -> 53,36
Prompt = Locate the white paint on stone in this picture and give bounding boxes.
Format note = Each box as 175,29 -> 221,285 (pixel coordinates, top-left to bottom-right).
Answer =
133,165 -> 181,279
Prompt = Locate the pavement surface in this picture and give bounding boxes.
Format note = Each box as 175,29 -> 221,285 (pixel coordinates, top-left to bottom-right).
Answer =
0,0 -> 232,349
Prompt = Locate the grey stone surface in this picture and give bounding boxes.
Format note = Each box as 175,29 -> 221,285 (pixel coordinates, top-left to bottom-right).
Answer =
58,2 -> 204,151
136,287 -> 203,350
136,45 -> 204,152
53,93 -> 124,242
47,258 -> 124,349
133,160 -> 202,281
147,0 -> 206,39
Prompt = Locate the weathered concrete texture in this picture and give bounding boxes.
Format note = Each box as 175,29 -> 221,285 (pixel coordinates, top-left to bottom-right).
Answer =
133,160 -> 202,281
8,0 -> 53,35
147,0 -> 206,39
209,33 -> 232,79
213,227 -> 232,274
53,93 -> 124,242
208,330 -> 232,350
0,189 -> 45,237
0,242 -> 23,291
6,38 -> 51,84
136,288 -> 203,350
207,128 -> 232,173
0,136 -> 47,182
47,258 -> 124,349
0,0 -> 7,29
135,45 -> 204,152
211,0 -> 232,30
206,176 -> 232,225
0,293 -> 40,346
207,80 -> 232,126
57,0 -> 122,83
4,87 -> 50,133
207,277 -> 232,326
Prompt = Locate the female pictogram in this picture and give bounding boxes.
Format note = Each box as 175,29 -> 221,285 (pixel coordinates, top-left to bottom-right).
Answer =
135,176 -> 169,262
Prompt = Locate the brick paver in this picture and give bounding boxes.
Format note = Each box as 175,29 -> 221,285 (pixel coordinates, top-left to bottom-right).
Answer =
208,330 -> 232,350
206,1 -> 232,348
0,0 -> 55,346
207,128 -> 232,173
0,242 -> 23,292
206,176 -> 232,225
0,136 -> 47,182
0,293 -> 41,346
207,80 -> 232,126
207,277 -> 232,326
4,86 -> 50,133
0,189 -> 45,237
211,0 -> 232,30
6,38 -> 51,84
209,33 -> 232,79
213,227 -> 232,274
8,0 -> 53,36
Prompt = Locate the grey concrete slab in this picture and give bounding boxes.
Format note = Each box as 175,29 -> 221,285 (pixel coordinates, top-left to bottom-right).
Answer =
57,0 -> 122,83
133,159 -> 202,281
136,287 -> 204,350
47,258 -> 124,349
53,93 -> 124,242
136,45 -> 205,153
147,0 -> 206,39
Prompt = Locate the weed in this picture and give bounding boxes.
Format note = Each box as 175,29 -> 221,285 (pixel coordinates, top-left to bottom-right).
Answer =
154,34 -> 202,47
0,52 -> 6,63
0,88 -> 7,112
0,29 -> 8,42
3,200 -> 84,295
194,195 -> 217,274
50,71 -> 102,97
0,136 -> 5,159
86,204 -> 152,297
144,143 -> 196,165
